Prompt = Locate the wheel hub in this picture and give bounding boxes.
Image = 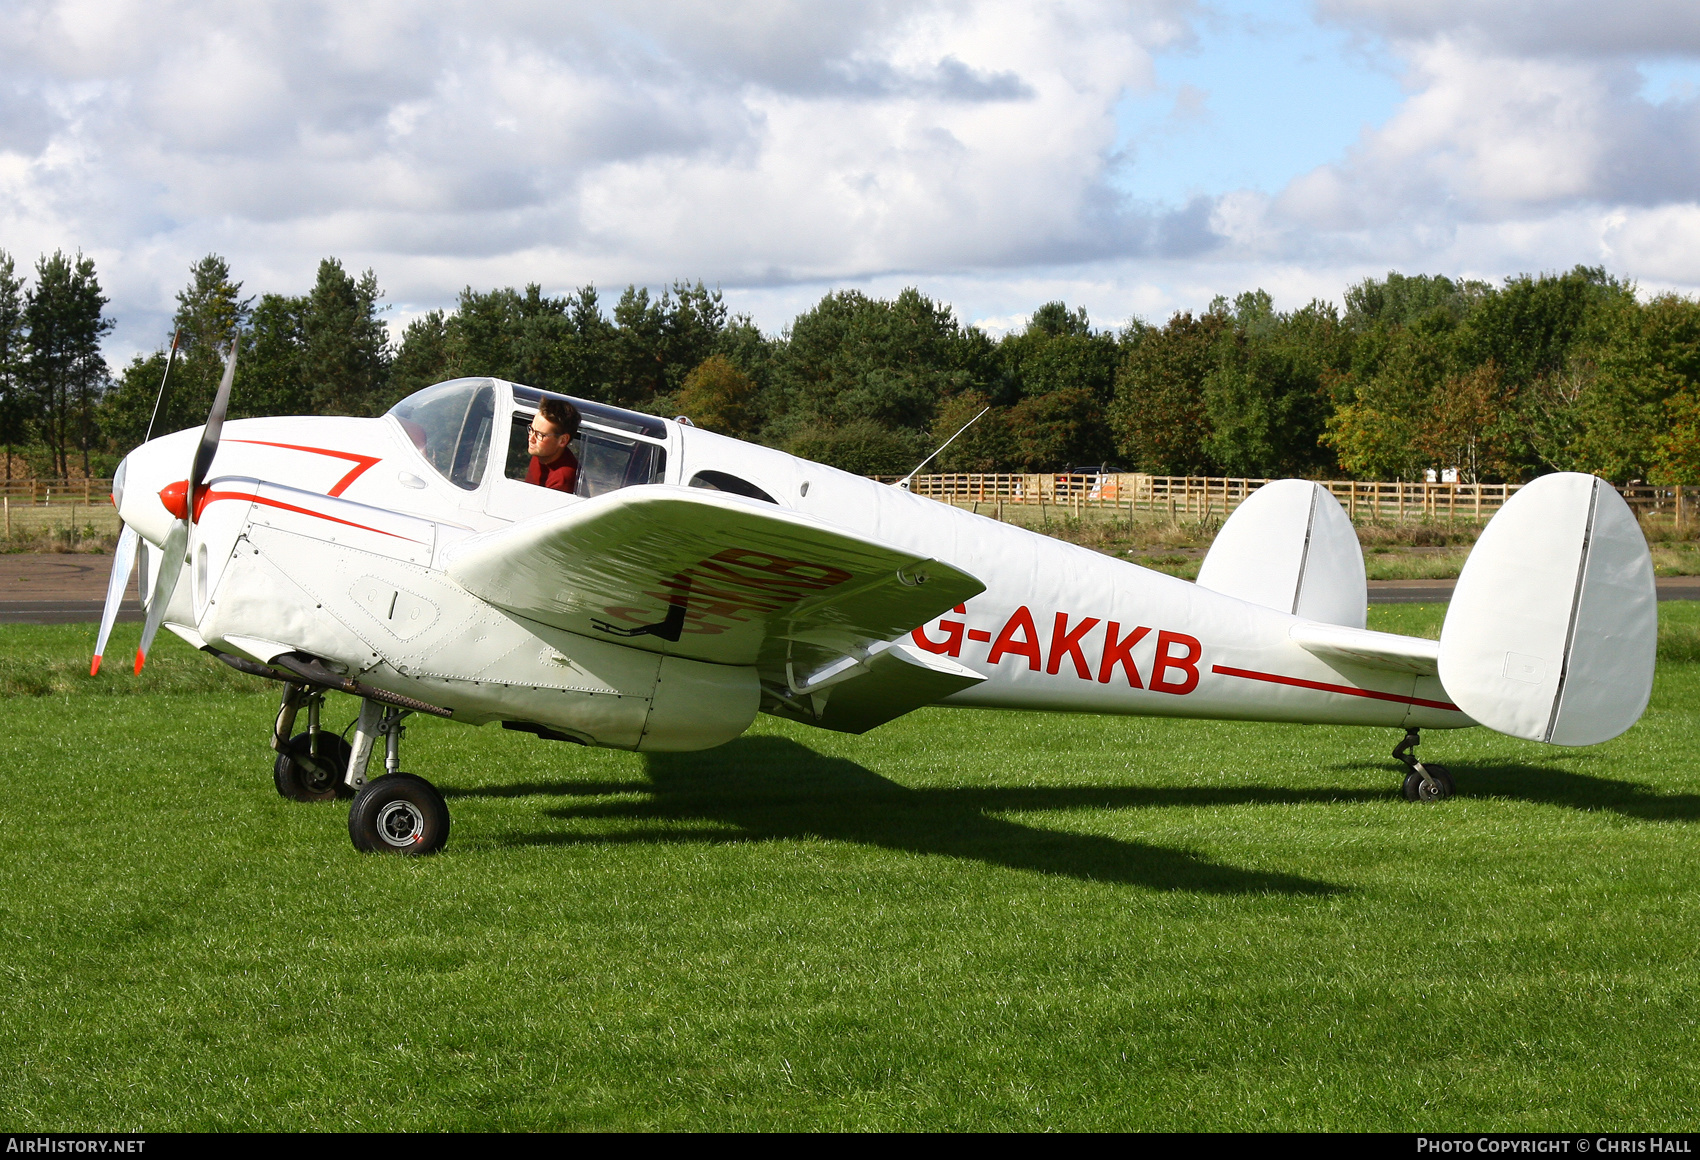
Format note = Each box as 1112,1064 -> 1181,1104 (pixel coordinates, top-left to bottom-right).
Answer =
375,800 -> 424,847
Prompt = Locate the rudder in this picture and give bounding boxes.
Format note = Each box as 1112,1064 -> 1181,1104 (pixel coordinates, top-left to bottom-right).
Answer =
1196,479 -> 1367,629
1438,473 -> 1656,745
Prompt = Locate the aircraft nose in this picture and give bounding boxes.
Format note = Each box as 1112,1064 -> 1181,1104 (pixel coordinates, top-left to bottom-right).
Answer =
115,437 -> 191,547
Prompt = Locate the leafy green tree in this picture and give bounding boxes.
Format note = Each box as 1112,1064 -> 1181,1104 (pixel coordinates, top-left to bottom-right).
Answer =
932,389 -> 1016,473
1110,311 -> 1224,474
387,309 -> 453,406
1344,272 -> 1485,331
103,255 -> 257,452
301,259 -> 390,416
1533,290 -> 1700,481
675,354 -> 760,436
1007,387 -> 1111,470
1202,292 -> 1350,478
785,418 -> 928,476
772,288 -> 979,458
23,251 -> 112,477
605,281 -> 728,408
1322,325 -> 1451,480
0,251 -> 26,481
240,293 -> 312,418
997,302 -> 1119,400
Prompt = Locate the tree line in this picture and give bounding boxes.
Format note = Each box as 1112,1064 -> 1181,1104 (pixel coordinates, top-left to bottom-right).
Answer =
3,248 -> 1698,485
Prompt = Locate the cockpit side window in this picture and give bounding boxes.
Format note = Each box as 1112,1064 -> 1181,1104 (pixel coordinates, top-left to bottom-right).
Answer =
688,470 -> 775,504
388,379 -> 496,491
504,408 -> 666,497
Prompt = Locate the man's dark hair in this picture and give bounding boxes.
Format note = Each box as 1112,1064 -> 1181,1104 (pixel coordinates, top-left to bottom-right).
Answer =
537,396 -> 581,439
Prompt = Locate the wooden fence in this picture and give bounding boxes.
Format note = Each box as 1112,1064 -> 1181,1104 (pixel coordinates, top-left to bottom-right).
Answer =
1,473 -> 1691,527
0,478 -> 113,505
885,472 -> 1693,525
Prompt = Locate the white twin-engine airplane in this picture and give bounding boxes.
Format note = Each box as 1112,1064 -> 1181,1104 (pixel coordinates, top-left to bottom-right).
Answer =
97,349 -> 1658,855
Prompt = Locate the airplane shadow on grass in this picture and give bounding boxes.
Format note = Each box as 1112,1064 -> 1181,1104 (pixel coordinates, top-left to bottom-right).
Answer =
1454,762 -> 1700,822
1324,756 -> 1700,822
458,735 -> 1345,896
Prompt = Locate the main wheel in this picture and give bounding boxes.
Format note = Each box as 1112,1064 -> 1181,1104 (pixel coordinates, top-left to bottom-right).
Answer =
348,773 -> 450,855
1402,763 -> 1455,802
274,733 -> 355,802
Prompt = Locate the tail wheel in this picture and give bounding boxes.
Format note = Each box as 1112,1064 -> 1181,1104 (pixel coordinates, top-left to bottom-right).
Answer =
349,773 -> 450,855
1402,763 -> 1455,803
274,733 -> 355,802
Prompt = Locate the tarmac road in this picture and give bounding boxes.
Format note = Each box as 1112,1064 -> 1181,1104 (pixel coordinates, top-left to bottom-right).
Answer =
1,553 -> 1696,624
0,553 -> 143,625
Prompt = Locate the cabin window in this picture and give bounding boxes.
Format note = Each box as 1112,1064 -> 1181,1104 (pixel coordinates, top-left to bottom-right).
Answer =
688,470 -> 775,504
504,409 -> 667,497
388,379 -> 495,490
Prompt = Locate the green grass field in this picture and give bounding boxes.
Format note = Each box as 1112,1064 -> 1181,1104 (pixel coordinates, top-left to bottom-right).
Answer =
3,607 -> 1700,1131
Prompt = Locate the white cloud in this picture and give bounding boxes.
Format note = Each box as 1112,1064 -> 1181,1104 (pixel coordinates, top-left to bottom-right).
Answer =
0,0 -> 1209,354
6,0 -> 1700,362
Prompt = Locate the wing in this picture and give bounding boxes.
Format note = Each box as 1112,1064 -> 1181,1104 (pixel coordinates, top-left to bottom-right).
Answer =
1289,621 -> 1440,676
443,486 -> 986,674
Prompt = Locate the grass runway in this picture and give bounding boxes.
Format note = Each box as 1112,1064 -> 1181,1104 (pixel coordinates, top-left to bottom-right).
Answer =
2,606 -> 1699,1131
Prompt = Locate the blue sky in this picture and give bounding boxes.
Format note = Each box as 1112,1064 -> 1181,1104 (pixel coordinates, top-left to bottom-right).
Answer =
1112,0 -> 1403,208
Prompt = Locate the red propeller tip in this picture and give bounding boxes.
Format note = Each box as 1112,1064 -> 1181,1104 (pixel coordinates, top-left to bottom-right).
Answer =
90,655 -> 102,676
133,649 -> 146,675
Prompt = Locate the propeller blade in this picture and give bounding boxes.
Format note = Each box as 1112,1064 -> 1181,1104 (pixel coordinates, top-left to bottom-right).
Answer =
142,328 -> 182,445
91,524 -> 139,676
188,337 -> 240,500
135,521 -> 188,674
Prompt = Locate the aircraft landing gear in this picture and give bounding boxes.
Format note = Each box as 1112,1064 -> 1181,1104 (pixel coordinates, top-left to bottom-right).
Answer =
344,701 -> 450,855
1394,728 -> 1454,802
271,684 -> 354,802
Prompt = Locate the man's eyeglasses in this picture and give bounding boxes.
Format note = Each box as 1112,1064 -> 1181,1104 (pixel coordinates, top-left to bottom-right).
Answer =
527,425 -> 560,442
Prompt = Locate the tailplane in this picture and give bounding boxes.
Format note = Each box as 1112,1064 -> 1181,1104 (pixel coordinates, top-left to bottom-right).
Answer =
1439,473 -> 1656,745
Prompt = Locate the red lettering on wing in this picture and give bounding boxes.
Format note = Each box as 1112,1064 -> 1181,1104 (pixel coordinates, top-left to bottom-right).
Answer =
986,606 -> 1043,670
1098,622 -> 1151,687
1151,630 -> 1202,695
1046,612 -> 1100,678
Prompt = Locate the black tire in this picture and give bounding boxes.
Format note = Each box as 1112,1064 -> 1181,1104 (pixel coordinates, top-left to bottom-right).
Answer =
1402,763 -> 1455,803
274,733 -> 355,802
348,773 -> 450,855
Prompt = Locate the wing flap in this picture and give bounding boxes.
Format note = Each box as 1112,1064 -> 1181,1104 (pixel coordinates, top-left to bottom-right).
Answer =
1290,621 -> 1440,676
768,642 -> 986,735
444,486 -> 985,667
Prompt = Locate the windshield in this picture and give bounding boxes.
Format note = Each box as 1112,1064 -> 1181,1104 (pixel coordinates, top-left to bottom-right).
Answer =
388,379 -> 496,490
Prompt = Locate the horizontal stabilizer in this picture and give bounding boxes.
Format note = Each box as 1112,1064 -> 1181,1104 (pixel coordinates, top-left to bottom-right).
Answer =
444,486 -> 986,669
1290,622 -> 1439,676
1197,479 -> 1366,629
1439,473 -> 1656,745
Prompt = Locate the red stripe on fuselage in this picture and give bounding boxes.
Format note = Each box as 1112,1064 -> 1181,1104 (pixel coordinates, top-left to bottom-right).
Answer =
226,440 -> 381,496
1211,664 -> 1460,712
197,488 -> 416,541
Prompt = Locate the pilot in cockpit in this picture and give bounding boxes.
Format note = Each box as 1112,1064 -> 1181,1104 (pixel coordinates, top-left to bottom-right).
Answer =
525,397 -> 581,493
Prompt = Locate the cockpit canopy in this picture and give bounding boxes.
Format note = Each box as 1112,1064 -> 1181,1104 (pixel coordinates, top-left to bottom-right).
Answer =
387,378 -> 671,496
389,378 -> 495,491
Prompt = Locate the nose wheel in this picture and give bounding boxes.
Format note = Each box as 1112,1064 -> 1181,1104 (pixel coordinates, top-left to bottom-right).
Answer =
1394,729 -> 1454,802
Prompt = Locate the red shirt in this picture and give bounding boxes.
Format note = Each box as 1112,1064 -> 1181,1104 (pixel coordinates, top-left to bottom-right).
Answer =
526,450 -> 579,493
